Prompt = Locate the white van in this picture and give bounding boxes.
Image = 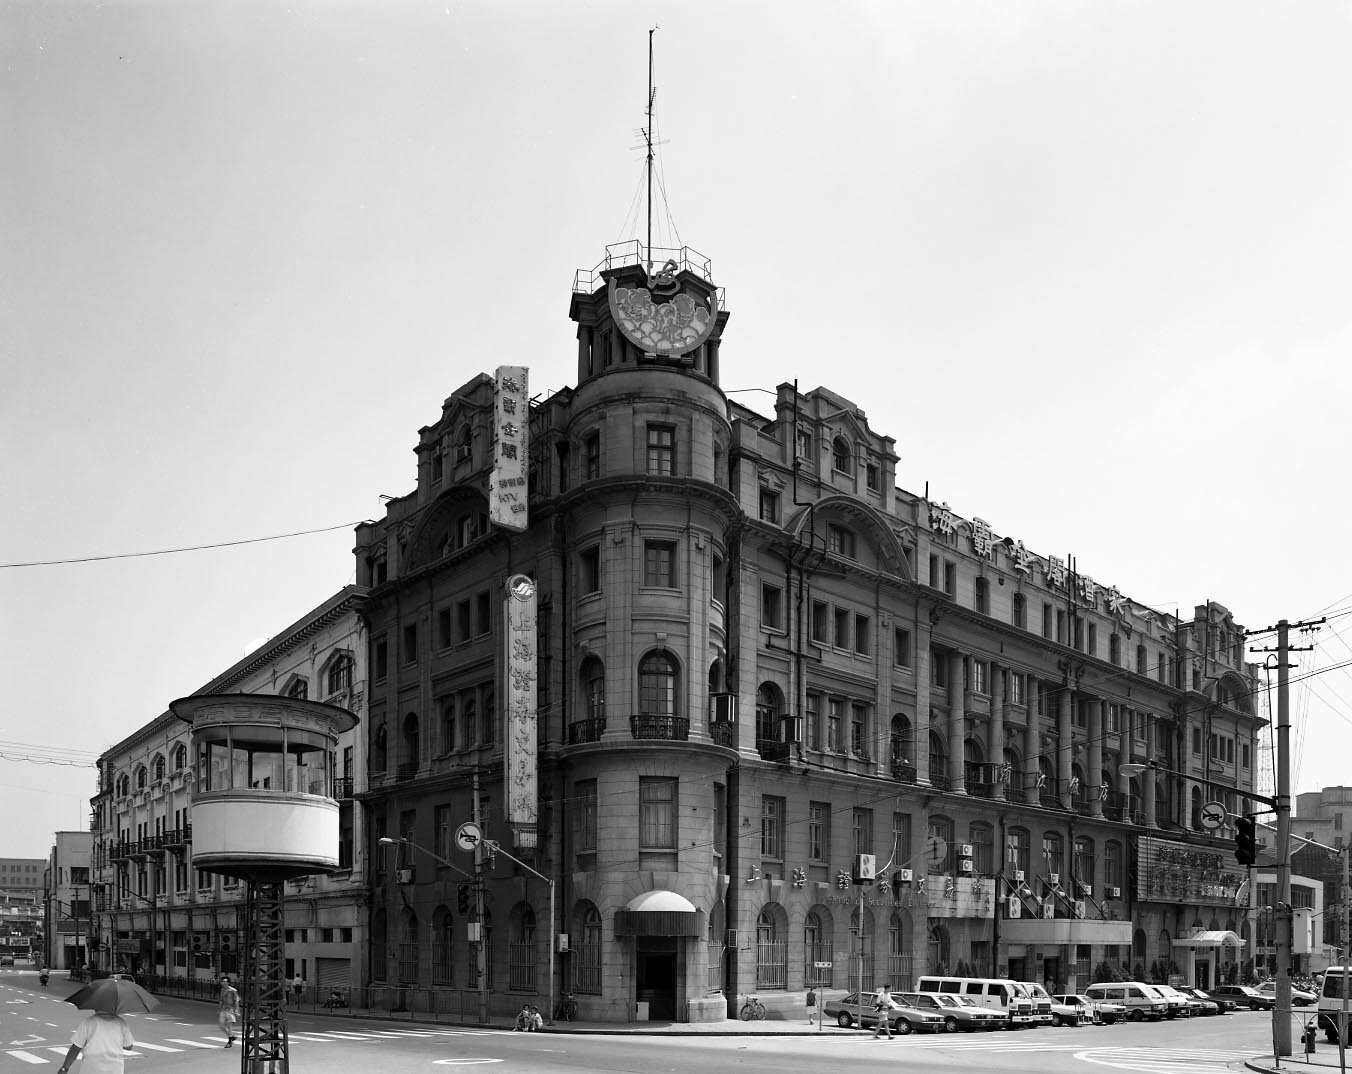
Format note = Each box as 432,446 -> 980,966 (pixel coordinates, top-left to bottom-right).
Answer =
1314,967 -> 1352,1044
1083,982 -> 1168,1021
914,976 -> 1049,1027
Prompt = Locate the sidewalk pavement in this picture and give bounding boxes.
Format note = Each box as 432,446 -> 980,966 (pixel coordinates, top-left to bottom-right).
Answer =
1247,1044 -> 1352,1074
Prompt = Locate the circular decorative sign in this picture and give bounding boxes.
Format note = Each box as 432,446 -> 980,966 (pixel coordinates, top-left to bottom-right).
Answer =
609,262 -> 716,356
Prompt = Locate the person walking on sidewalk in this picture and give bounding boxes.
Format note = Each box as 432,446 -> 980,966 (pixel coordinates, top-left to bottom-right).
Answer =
806,988 -> 817,1025
218,976 -> 240,1048
872,985 -> 899,1039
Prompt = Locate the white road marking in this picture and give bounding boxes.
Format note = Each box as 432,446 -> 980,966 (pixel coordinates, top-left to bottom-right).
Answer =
131,1041 -> 183,1052
5,1053 -> 47,1066
1076,1046 -> 1253,1072
165,1038 -> 220,1048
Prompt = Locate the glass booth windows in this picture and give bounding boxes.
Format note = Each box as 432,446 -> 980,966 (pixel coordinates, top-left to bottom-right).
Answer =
196,725 -> 332,796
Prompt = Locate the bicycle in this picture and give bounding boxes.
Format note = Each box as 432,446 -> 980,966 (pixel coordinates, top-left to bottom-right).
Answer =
555,992 -> 577,1021
739,995 -> 766,1021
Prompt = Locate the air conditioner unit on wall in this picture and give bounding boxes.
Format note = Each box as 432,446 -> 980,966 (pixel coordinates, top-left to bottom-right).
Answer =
395,868 -> 414,885
1048,873 -> 1060,886
710,693 -> 737,724
960,860 -> 974,873
898,868 -> 913,882
959,844 -> 974,857
1107,885 -> 1121,898
1014,870 -> 1025,882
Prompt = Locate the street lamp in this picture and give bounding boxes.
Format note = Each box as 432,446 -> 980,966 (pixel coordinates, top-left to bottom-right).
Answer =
379,834 -> 556,1027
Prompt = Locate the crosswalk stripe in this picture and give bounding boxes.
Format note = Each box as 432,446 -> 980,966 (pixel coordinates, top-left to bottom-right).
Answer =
5,1054 -> 47,1066
166,1038 -> 220,1049
131,1041 -> 182,1052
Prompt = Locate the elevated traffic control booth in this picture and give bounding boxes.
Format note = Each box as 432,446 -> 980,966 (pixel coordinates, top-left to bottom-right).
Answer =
171,694 -> 357,1074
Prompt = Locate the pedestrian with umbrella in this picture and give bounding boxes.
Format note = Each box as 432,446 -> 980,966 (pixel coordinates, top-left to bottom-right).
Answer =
57,977 -> 157,1074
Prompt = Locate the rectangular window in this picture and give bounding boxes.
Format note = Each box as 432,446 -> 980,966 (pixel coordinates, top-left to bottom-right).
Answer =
711,553 -> 725,605
1087,623 -> 1097,656
374,638 -> 388,681
435,804 -> 453,862
850,703 -> 867,755
974,577 -> 989,614
972,660 -> 988,695
456,600 -> 471,642
892,812 -> 911,873
761,584 -> 784,631
854,614 -> 870,656
1242,743 -> 1251,768
584,432 -> 601,480
796,427 -> 813,458
808,802 -> 830,862
1043,603 -> 1054,640
643,540 -> 678,588
931,653 -> 949,689
865,462 -> 881,492
943,561 -> 957,596
436,608 -> 452,650
894,627 -> 912,668
928,554 -> 940,589
475,591 -> 491,636
1056,609 -> 1067,644
810,600 -> 829,644
758,488 -> 780,523
852,807 -> 874,858
805,692 -> 821,751
1192,728 -> 1202,755
575,780 -> 597,854
1009,672 -> 1025,705
761,796 -> 785,860
713,783 -> 726,859
833,607 -> 850,649
646,424 -> 676,476
639,778 -> 677,849
580,546 -> 601,594
828,698 -> 843,752
827,523 -> 856,558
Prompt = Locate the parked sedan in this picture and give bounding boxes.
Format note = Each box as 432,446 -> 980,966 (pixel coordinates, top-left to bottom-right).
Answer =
1177,986 -> 1228,1014
900,992 -> 1007,1032
823,991 -> 947,1034
1054,993 -> 1124,1025
1257,982 -> 1317,1007
1208,984 -> 1274,1011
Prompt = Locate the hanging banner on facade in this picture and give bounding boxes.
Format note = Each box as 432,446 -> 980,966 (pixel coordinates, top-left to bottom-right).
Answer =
490,366 -> 529,531
503,574 -> 538,849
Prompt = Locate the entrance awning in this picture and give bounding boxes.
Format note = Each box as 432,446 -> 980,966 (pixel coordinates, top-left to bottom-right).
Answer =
1173,930 -> 1246,949
614,890 -> 702,938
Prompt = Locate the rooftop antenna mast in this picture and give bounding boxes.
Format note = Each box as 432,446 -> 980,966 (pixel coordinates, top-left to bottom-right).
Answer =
645,26 -> 657,270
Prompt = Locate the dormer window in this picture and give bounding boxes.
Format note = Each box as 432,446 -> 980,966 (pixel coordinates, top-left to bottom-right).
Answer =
831,437 -> 853,475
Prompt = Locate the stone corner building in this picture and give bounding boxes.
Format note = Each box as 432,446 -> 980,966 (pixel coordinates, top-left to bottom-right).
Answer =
355,242 -> 1264,1022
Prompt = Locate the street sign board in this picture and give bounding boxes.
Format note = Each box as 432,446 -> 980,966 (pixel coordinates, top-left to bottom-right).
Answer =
455,821 -> 483,853
813,961 -> 832,969
1200,801 -> 1227,830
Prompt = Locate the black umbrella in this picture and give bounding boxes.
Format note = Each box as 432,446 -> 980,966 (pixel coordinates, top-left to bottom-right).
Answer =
65,977 -> 159,1015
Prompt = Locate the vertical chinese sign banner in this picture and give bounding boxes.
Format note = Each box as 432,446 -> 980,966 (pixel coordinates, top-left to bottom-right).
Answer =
490,366 -> 529,532
504,574 -> 538,849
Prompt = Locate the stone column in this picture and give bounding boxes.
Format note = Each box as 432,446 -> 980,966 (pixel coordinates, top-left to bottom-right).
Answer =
1087,698 -> 1103,818
576,324 -> 593,380
915,621 -> 933,786
991,663 -> 1007,802
1118,707 -> 1133,817
1024,678 -> 1040,805
948,651 -> 966,793
1058,688 -> 1073,809
1143,714 -> 1158,828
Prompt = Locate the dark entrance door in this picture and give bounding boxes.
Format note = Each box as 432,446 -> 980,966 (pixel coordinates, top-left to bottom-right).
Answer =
1042,956 -> 1062,991
1196,961 -> 1209,989
636,938 -> 678,1021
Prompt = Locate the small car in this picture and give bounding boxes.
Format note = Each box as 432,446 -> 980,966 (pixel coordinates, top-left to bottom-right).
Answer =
899,991 -> 1006,1032
823,991 -> 947,1034
1176,986 -> 1227,1014
1142,984 -> 1192,1019
1257,981 -> 1316,1007
1208,984 -> 1273,1010
1054,993 -> 1124,1025
0,956 -> 13,966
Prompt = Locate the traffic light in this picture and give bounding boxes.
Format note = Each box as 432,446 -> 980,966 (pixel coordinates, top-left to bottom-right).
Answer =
1235,815 -> 1257,866
457,884 -> 470,915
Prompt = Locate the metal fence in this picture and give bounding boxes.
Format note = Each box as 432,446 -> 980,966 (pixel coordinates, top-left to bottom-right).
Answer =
755,941 -> 787,989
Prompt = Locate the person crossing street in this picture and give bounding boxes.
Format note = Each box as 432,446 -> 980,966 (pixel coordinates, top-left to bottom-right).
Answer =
872,984 -> 900,1039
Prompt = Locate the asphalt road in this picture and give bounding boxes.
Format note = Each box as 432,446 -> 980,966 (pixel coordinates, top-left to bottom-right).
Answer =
0,970 -> 1289,1074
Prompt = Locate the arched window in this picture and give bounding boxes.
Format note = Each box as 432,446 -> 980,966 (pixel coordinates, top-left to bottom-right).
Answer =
580,657 -> 605,721
441,699 -> 456,753
117,773 -> 130,797
172,744 -> 187,771
928,730 -> 947,787
510,905 -> 538,992
927,924 -> 950,977
136,766 -> 148,790
286,678 -> 308,700
963,738 -> 985,791
831,436 -> 853,474
888,911 -> 911,986
401,713 -> 420,777
1042,831 -> 1065,878
1104,840 -> 1123,890
804,910 -> 830,986
638,651 -> 678,717
756,907 -> 787,990
1133,928 -> 1147,963
755,683 -> 783,745
152,754 -> 165,782
398,908 -> 419,983
849,906 -> 875,980
1074,837 -> 1095,890
576,903 -> 602,994
463,698 -> 478,749
432,905 -> 454,984
969,821 -> 994,874
708,658 -> 724,695
328,653 -> 354,694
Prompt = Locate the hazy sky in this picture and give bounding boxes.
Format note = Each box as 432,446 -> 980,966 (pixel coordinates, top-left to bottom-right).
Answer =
3,2 -> 1350,860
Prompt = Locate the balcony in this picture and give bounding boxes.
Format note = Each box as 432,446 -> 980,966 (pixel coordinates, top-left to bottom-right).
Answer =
396,762 -> 419,782
709,721 -> 735,748
890,761 -> 917,785
128,840 -> 151,860
1039,792 -> 1063,810
930,773 -> 952,792
757,739 -> 792,763
163,826 -> 193,848
567,718 -> 606,745
967,782 -> 995,799
629,715 -> 689,741
334,776 -> 354,800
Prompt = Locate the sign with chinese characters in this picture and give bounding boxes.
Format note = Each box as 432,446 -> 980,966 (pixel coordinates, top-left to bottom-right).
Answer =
503,574 -> 538,848
490,366 -> 529,531
1135,835 -> 1246,904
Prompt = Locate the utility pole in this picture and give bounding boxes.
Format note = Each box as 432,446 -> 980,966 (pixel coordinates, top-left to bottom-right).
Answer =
472,769 -> 488,1026
1250,616 -> 1322,1057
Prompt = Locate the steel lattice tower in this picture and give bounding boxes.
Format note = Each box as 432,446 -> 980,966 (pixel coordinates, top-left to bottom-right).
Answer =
240,881 -> 289,1074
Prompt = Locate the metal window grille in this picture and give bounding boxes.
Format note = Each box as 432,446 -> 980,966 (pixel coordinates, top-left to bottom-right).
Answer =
574,942 -> 602,994
755,941 -> 787,990
507,941 -> 536,993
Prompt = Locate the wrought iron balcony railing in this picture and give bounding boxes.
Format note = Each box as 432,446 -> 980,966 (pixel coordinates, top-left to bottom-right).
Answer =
629,715 -> 690,741
567,718 -> 606,745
